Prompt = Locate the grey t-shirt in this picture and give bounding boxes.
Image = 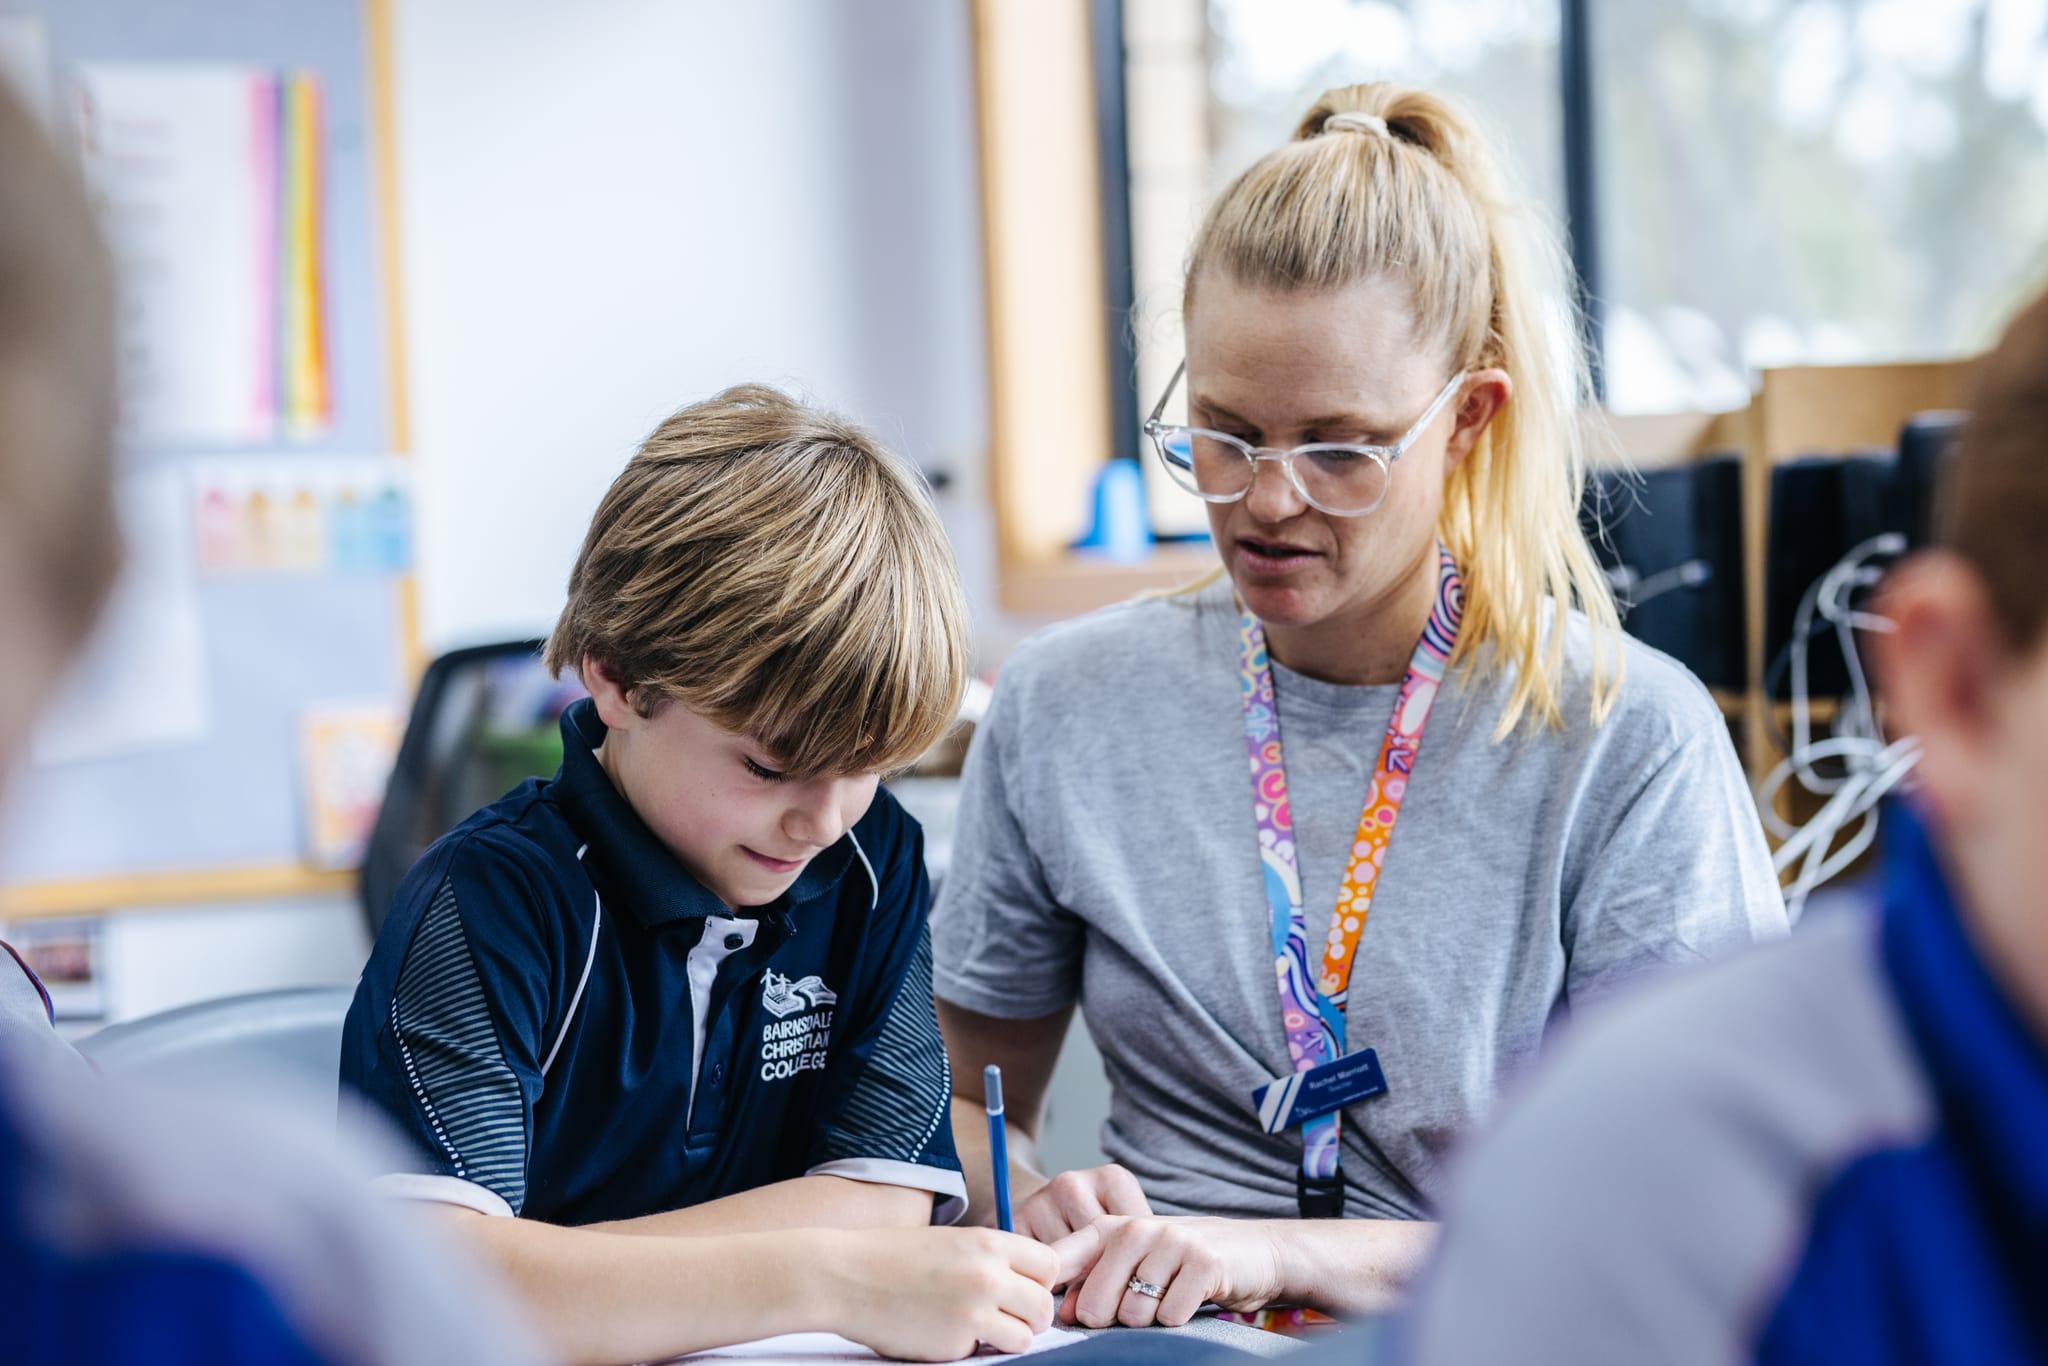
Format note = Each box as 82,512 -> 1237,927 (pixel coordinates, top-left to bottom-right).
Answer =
932,578 -> 1787,1220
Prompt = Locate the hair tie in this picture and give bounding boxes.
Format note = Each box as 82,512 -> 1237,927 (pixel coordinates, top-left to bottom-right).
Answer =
1323,112 -> 1390,139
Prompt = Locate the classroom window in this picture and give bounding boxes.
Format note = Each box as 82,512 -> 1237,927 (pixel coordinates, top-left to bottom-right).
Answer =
1594,0 -> 2048,414
1121,0 -> 2048,434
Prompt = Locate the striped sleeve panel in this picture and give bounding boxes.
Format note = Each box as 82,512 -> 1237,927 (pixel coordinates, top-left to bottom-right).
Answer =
389,879 -> 529,1213
817,926 -> 952,1165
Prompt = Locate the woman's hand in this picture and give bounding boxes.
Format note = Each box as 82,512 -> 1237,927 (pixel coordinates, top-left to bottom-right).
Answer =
1014,1162 -> 1153,1242
1049,1215 -> 1286,1329
812,1226 -> 1060,1361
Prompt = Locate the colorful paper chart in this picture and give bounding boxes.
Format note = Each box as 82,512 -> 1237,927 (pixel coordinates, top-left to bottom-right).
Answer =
190,457 -> 410,576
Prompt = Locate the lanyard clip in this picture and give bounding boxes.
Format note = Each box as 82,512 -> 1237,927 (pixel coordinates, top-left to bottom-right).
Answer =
1295,1170 -> 1345,1219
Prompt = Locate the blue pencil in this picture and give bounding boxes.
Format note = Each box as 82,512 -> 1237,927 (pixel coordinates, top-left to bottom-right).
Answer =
985,1063 -> 1013,1233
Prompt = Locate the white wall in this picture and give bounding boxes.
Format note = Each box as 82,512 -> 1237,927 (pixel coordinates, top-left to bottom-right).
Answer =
392,0 -> 1000,653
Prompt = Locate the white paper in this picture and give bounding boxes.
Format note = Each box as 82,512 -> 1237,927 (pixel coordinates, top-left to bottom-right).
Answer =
33,470 -> 211,766
74,64 -> 272,446
671,1327 -> 1084,1363
0,16 -> 56,129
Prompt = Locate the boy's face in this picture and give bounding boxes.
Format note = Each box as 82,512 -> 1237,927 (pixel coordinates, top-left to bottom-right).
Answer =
587,665 -> 880,910
1875,553 -> 2048,1028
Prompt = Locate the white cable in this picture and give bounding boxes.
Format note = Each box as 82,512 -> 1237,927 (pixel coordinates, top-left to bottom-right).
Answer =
1605,559 -> 1711,613
1757,533 -> 1918,922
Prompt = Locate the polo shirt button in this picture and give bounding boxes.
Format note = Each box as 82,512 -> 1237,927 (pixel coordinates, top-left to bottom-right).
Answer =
711,1063 -> 725,1084
724,933 -> 744,951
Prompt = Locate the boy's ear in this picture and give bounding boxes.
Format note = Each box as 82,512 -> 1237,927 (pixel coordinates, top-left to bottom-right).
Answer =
1870,553 -> 2006,830
581,654 -> 639,732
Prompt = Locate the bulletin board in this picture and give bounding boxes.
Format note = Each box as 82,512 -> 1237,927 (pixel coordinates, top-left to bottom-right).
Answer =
0,0 -> 416,917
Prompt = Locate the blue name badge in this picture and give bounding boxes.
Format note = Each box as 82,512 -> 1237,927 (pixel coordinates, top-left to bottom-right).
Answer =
1252,1048 -> 1388,1135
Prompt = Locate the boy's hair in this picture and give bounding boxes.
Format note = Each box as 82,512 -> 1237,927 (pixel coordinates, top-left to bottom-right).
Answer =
0,83 -> 119,643
544,384 -> 970,778
1943,286 -> 2048,652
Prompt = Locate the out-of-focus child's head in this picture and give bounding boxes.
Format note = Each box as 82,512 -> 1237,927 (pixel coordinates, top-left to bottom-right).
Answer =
0,82 -> 119,760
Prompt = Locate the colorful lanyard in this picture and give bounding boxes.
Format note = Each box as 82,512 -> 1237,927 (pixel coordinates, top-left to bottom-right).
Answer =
1237,544 -> 1463,1217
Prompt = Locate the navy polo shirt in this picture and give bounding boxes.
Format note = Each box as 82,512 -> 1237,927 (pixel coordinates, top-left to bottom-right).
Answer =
340,698 -> 965,1226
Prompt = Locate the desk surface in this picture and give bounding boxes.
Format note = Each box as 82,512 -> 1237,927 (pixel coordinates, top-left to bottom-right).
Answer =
1077,1315 -> 1301,1356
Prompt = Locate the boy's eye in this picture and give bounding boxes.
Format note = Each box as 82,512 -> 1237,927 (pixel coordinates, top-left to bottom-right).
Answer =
742,756 -> 787,783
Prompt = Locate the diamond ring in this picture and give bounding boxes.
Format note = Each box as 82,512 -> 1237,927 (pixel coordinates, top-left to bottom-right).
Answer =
1127,1276 -> 1166,1300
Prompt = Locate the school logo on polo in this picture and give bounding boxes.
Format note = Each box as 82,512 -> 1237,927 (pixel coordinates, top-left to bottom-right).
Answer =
761,971 -> 837,1019
759,970 -> 835,1081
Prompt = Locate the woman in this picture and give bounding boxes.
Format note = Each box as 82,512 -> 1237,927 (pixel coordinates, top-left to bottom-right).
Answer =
932,82 -> 1786,1329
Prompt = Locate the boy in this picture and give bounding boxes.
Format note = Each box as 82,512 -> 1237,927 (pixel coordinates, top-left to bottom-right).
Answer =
1394,287 -> 2048,1363
342,386 -> 1059,1361
0,82 -> 539,1365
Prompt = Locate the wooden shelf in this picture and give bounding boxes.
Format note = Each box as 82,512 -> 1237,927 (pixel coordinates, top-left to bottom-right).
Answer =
0,864 -> 354,921
998,545 -> 1220,617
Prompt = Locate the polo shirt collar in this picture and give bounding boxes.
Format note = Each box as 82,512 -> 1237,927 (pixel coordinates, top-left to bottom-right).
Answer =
1880,800 -> 2048,1222
551,699 -> 857,928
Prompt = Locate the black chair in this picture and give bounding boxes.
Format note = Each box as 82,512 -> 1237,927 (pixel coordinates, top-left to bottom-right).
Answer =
357,640 -> 583,938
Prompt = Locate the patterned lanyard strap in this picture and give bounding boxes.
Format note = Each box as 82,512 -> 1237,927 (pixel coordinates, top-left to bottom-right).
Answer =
1236,544 -> 1463,1216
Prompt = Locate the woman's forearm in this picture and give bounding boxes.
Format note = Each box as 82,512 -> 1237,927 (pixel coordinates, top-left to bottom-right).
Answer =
1264,1217 -> 1438,1316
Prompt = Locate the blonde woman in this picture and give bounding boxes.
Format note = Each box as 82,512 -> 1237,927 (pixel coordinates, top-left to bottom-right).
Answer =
934,83 -> 1787,1328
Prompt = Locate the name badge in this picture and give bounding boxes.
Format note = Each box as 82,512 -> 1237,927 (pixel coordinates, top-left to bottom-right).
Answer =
1252,1048 -> 1388,1135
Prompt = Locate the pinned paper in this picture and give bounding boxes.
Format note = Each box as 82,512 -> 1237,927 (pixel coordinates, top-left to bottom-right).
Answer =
299,703 -> 402,868
74,64 -> 331,446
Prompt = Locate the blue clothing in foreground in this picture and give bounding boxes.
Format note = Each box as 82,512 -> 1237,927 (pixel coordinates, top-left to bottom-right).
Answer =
0,939 -> 540,1365
1395,803 -> 2048,1364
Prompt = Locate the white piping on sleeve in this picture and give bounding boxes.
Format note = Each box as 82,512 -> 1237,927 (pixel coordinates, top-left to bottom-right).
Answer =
542,844 -> 602,1078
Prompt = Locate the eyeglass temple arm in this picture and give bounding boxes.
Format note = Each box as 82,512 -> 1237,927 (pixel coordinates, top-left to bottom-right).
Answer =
1396,371 -> 1468,450
1147,361 -> 1187,427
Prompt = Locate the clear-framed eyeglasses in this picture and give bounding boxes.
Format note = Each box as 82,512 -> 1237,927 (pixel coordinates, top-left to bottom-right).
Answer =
1140,362 -> 1468,517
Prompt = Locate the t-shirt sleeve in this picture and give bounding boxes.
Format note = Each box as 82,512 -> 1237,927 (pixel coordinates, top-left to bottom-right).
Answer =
340,839 -> 557,1217
1563,723 -> 1789,1008
929,670 -> 1085,1019
805,812 -> 968,1224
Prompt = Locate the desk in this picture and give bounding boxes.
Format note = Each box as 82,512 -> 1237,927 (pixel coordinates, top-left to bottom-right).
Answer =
1077,1316 -> 1300,1356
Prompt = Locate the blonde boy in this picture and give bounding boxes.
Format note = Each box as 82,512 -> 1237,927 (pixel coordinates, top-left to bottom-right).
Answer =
342,388 -> 1058,1361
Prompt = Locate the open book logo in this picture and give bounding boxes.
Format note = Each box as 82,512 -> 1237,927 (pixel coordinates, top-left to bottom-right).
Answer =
761,969 -> 838,1019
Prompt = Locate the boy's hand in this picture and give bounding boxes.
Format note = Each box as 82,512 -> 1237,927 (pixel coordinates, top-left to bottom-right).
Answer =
1049,1215 -> 1285,1329
1015,1163 -> 1151,1243
814,1226 -> 1059,1360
